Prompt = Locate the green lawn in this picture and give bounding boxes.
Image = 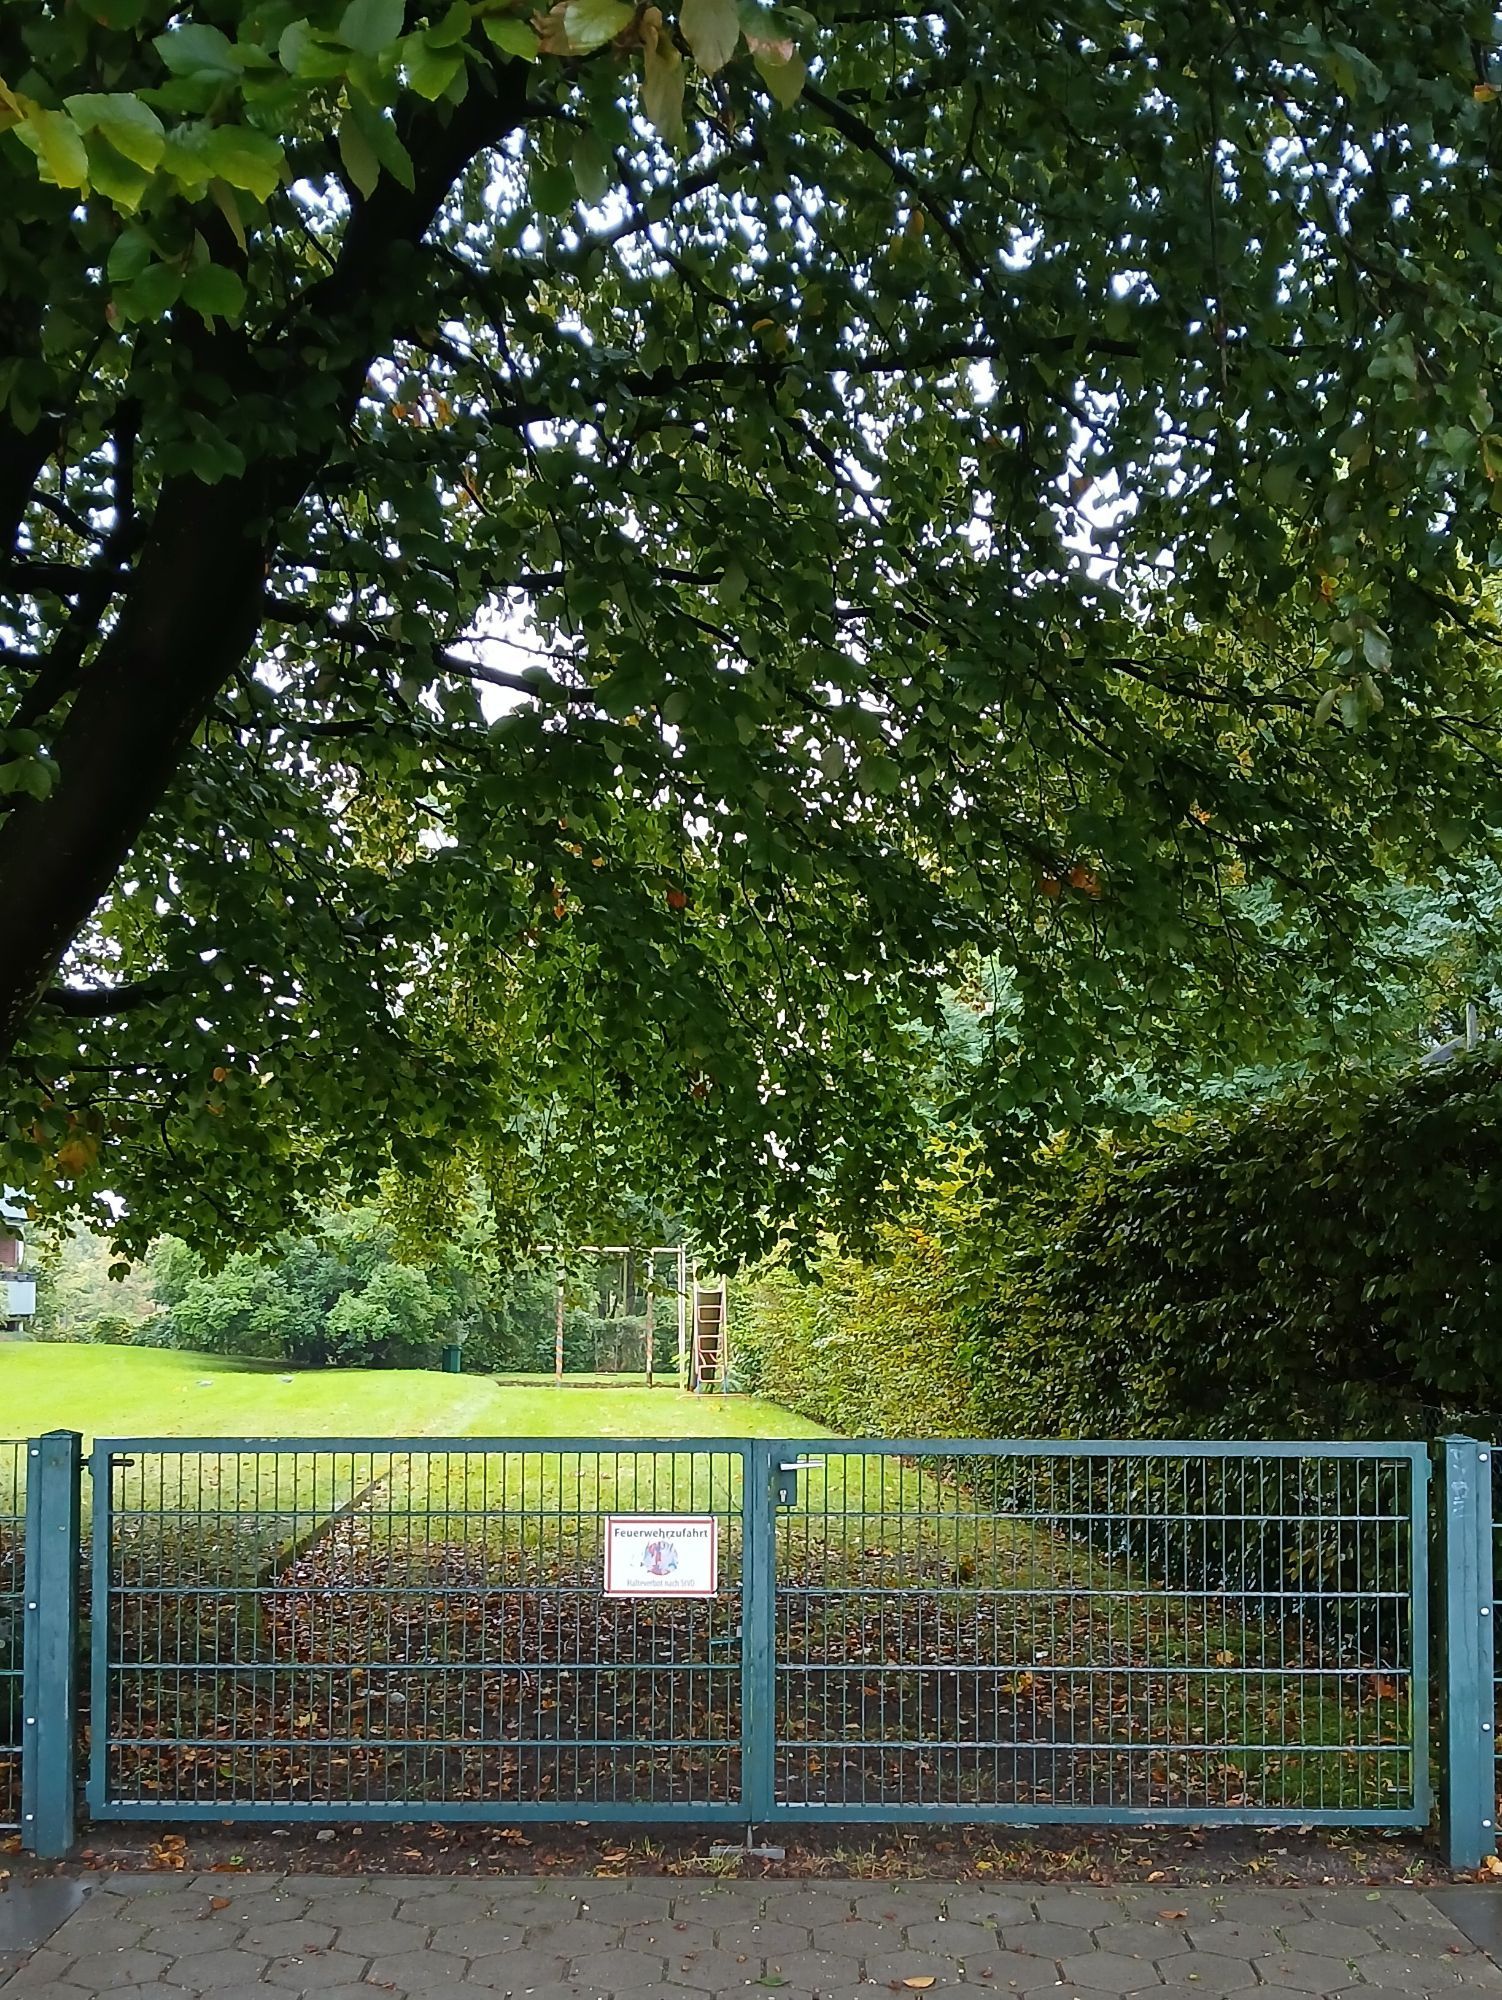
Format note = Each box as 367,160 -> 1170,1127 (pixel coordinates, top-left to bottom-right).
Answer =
0,1342 -> 822,1445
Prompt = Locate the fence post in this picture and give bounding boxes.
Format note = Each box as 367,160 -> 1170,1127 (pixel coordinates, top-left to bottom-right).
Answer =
21,1430 -> 82,1859
1437,1434 -> 1495,1869
741,1440 -> 777,1827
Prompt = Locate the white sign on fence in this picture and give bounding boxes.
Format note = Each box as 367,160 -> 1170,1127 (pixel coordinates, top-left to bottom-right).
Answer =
604,1515 -> 719,1597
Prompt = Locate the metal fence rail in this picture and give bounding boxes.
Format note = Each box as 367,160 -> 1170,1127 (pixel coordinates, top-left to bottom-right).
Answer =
89,1438 -> 750,1821
772,1441 -> 1429,1825
0,1441 -> 24,1830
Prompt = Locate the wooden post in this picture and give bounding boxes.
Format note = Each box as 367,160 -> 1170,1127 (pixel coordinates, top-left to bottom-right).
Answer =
677,1248 -> 688,1389
645,1284 -> 655,1389
554,1275 -> 564,1382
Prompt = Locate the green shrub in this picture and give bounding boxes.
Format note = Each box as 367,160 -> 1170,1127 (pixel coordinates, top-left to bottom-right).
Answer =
735,1234 -> 981,1438
737,1047 -> 1502,1445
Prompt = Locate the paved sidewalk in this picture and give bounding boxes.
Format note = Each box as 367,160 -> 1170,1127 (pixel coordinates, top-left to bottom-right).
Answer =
1,1877 -> 1499,2000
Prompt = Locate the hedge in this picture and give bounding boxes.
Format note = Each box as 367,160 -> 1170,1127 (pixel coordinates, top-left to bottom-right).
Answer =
736,1046 -> 1502,1442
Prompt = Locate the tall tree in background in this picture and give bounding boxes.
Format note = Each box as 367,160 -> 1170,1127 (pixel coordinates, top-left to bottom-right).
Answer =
3,1 -> 1502,1253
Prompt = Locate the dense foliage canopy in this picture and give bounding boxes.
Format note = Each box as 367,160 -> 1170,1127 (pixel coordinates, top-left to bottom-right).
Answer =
5,0 -> 1502,1254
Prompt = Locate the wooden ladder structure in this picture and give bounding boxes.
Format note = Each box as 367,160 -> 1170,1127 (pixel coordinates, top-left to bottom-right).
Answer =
690,1277 -> 728,1392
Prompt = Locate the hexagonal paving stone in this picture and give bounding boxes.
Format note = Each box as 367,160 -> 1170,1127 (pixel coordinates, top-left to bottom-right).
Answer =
139,1921 -> 248,1958
366,1948 -> 470,1990
488,1987 -> 608,2000
712,1925 -> 813,1958
1032,1897 -> 1136,1930
1090,1926 -> 1192,1961
752,1949 -> 865,1992
1056,1952 -> 1165,1995
323,1920 -> 434,1957
62,1950 -> 173,1991
1184,1926 -> 1285,1960
1202,1898 -> 1311,1927
864,1952 -> 969,1988
263,1949 -> 371,1993
1297,1898 -> 1401,1930
973,1948 -> 1060,1982
853,1890 -> 953,1925
1358,1958 -> 1471,1994
167,1947 -> 275,1991
809,1922 -> 892,1958
665,1950 -> 767,1992
1000,1924 -> 1096,1960
623,1925 -> 720,1958
770,1892 -> 857,1925
567,1951 -> 672,1990
1157,1953 -> 1261,1990
578,1889 -> 677,1918
526,1923 -> 626,1957
903,1925 -> 1007,1961
1280,1926 -> 1389,1963
465,1951 -> 573,1992
157,1982 -> 272,2000
93,1896 -> 223,1925
243,1922 -> 339,1957
431,1922 -> 534,1959
42,1922 -> 154,1957
1253,1952 -> 1368,1995
3,1954 -> 95,1996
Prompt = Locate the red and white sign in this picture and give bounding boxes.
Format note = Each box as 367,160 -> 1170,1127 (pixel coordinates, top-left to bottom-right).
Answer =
604,1515 -> 719,1597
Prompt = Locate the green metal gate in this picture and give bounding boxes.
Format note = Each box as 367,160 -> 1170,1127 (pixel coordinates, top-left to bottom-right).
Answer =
83,1434 -> 1430,1832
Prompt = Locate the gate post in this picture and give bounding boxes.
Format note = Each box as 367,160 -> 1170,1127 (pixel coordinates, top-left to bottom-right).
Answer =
21,1430 -> 82,1858
1437,1435 -> 1495,1869
741,1441 -> 777,1825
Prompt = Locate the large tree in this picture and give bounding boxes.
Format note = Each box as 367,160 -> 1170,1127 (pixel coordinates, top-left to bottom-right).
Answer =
3,0 -> 1502,1254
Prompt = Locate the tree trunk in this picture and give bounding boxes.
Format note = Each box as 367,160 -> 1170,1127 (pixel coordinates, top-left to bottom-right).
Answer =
0,475 -> 269,1059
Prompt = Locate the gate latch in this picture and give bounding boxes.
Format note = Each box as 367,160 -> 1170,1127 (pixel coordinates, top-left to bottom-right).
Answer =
776,1458 -> 824,1507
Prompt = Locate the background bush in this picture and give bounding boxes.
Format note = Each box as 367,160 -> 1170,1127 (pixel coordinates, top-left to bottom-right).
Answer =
737,1048 -> 1502,1442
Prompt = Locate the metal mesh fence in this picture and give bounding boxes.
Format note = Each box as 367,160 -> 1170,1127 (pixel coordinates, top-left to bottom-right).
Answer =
0,1441 -> 23,1829
91,1440 -> 748,1820
773,1442 -> 1427,1822
87,1435 -> 1427,1828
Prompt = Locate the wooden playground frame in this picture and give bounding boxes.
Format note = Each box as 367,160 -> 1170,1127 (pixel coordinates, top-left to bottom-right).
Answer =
548,1246 -> 729,1391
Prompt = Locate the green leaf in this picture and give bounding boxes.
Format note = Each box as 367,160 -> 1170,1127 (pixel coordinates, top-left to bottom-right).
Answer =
680,0 -> 739,73
481,13 -> 537,56
154,23 -> 243,79
570,126 -> 612,204
642,19 -> 685,141
336,0 -> 406,57
426,0 -> 474,45
116,259 -> 184,322
753,46 -> 804,106
403,33 -> 465,96
347,96 -> 415,190
1361,624 -> 1392,673
564,0 -> 634,51
106,227 -> 155,283
277,18 -> 314,70
81,130 -> 153,211
190,126 -> 286,201
63,92 -> 165,172
15,107 -> 89,190
182,262 -> 247,326
337,109 -> 381,196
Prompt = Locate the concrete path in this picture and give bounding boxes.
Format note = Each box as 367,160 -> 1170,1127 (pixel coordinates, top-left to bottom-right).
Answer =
2,1877 -> 1500,2000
